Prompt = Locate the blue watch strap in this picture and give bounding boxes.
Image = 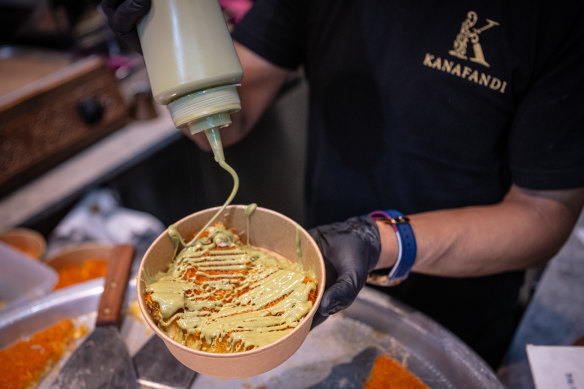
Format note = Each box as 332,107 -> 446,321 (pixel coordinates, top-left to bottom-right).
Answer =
384,210 -> 416,283
367,209 -> 417,286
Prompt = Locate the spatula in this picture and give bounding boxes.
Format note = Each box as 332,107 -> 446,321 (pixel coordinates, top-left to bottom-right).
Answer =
49,244 -> 138,389
133,335 -> 197,388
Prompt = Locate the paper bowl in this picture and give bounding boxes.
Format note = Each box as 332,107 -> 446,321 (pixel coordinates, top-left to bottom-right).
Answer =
45,242 -> 114,270
0,228 -> 46,260
45,243 -> 115,290
137,205 -> 325,378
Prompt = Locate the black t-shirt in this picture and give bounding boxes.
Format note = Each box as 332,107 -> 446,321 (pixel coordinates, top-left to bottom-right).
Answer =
232,0 -> 584,367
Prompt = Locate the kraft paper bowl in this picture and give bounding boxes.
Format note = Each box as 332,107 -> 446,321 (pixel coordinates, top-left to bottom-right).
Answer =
0,228 -> 46,260
137,205 -> 325,378
45,242 -> 114,270
45,243 -> 115,290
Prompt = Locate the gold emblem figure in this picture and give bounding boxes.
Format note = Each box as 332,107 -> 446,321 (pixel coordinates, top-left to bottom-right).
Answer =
449,11 -> 499,67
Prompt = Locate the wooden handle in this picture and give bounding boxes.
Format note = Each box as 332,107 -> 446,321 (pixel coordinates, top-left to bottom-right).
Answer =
96,244 -> 135,327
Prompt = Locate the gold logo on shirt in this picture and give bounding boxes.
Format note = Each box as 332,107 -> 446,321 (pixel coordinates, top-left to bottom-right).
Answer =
449,11 -> 499,68
421,10 -> 507,94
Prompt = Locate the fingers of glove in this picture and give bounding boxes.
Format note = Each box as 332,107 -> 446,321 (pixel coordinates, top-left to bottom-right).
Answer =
118,31 -> 143,53
310,227 -> 362,277
310,311 -> 328,329
322,254 -> 339,290
309,217 -> 381,273
101,0 -> 150,53
314,232 -> 370,287
309,217 -> 380,318
103,0 -> 151,34
101,0 -> 119,19
318,277 -> 361,316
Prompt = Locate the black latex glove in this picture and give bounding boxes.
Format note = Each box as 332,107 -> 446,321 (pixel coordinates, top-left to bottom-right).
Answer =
309,216 -> 381,327
102,0 -> 151,54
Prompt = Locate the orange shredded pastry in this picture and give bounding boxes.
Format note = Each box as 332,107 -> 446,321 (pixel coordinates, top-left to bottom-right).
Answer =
0,319 -> 78,389
145,224 -> 318,353
54,259 -> 108,290
364,354 -> 429,389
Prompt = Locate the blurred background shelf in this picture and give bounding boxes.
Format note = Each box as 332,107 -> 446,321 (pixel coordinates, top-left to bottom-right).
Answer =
0,70 -> 308,235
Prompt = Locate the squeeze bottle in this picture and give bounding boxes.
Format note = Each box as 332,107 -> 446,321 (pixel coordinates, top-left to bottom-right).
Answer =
137,0 -> 243,162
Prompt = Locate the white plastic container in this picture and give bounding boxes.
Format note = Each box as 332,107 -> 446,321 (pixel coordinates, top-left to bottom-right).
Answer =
0,242 -> 57,314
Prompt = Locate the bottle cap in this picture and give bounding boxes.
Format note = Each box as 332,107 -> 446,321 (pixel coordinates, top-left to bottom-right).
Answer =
167,84 -> 241,133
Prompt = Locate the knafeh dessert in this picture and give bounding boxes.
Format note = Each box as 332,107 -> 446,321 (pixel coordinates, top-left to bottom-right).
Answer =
144,222 -> 318,353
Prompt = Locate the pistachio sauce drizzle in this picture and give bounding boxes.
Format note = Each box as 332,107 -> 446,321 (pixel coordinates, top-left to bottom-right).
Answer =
296,225 -> 303,268
244,202 -> 257,246
146,154 -> 316,352
147,229 -> 316,352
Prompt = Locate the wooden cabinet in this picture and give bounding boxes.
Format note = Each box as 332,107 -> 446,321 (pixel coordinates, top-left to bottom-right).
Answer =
0,49 -> 129,196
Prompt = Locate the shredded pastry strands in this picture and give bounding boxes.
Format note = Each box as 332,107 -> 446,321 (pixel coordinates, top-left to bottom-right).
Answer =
145,225 -> 317,352
54,259 -> 108,290
0,319 -> 85,389
364,354 -> 429,389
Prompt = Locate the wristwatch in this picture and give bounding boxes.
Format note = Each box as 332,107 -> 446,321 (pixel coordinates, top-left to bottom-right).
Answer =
367,210 -> 417,287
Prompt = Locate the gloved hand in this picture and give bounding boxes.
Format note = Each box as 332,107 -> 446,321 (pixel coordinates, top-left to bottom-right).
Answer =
309,216 -> 381,327
101,0 -> 151,53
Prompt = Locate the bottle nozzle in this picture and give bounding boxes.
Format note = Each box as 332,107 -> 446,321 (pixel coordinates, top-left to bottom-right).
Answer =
205,127 -> 225,162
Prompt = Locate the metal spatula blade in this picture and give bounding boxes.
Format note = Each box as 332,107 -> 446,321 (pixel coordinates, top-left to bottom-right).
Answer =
50,326 -> 137,388
133,335 -> 197,389
49,244 -> 138,389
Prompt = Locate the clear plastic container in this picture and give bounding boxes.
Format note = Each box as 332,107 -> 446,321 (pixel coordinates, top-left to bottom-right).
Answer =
0,242 -> 57,314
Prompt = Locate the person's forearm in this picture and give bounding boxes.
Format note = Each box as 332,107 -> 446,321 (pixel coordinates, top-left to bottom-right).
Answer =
375,185 -> 584,277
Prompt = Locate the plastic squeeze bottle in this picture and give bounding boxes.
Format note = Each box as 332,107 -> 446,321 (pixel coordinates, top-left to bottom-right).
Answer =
137,0 -> 243,162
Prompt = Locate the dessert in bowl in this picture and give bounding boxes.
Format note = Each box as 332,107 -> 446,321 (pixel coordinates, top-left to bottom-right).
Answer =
137,204 -> 325,378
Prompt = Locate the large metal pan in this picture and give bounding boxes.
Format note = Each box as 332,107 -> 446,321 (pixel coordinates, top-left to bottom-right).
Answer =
0,280 -> 504,388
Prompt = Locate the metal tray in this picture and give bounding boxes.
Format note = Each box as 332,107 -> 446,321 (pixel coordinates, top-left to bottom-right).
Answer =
0,281 -> 504,388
